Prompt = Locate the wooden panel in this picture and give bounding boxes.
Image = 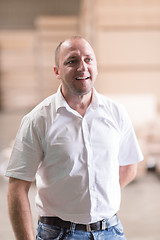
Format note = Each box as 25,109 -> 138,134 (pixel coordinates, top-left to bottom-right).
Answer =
107,94 -> 157,127
97,31 -> 160,66
95,71 -> 160,95
1,90 -> 38,111
36,68 -> 60,93
1,71 -> 37,88
92,0 -> 160,114
0,31 -> 35,49
37,30 -> 78,40
35,16 -> 78,29
1,51 -> 35,70
0,30 -> 37,111
96,0 -> 160,27
79,0 -> 96,44
35,16 -> 79,99
0,16 -> 79,111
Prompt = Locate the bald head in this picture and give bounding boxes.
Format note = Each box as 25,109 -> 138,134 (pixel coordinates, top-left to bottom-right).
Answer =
54,36 -> 93,67
53,35 -> 98,98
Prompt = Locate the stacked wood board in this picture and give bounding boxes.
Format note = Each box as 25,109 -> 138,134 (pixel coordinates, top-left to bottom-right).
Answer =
91,0 -> 160,111
0,16 -> 79,111
0,30 -> 37,111
34,16 -> 79,100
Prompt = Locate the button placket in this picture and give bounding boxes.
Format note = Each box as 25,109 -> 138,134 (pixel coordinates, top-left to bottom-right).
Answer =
81,118 -> 95,192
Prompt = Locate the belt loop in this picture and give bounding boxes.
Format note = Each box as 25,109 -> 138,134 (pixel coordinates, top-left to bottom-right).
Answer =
86,224 -> 92,232
101,219 -> 107,230
70,222 -> 76,235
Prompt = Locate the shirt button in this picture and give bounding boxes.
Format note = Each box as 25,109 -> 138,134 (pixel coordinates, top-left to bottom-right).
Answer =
87,163 -> 91,167
85,142 -> 88,148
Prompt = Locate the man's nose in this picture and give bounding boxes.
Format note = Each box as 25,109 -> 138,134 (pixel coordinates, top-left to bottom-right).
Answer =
77,60 -> 87,72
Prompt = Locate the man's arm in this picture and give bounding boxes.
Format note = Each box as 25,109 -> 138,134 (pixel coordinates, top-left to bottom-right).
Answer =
119,163 -> 137,189
7,177 -> 35,240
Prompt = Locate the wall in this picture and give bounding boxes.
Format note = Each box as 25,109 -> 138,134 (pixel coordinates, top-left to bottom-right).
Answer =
0,0 -> 80,29
0,0 -> 160,113
92,0 -> 160,111
0,16 -> 79,111
0,30 -> 37,111
35,16 -> 79,100
0,0 -> 80,111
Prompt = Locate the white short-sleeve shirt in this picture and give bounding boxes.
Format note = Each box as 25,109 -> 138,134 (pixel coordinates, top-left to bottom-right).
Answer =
6,87 -> 143,224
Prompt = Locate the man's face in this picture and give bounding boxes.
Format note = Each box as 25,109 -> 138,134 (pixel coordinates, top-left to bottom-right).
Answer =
54,38 -> 98,98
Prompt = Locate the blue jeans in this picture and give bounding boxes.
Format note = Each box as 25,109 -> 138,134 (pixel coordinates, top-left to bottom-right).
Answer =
36,218 -> 126,240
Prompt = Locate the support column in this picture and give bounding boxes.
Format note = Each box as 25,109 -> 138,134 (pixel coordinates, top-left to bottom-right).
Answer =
79,0 -> 96,47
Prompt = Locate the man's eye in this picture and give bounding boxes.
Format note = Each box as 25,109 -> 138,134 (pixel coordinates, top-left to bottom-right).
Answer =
68,60 -> 76,64
86,58 -> 92,62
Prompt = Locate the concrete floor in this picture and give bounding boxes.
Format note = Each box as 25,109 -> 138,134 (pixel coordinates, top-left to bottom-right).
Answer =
0,112 -> 160,240
120,173 -> 160,240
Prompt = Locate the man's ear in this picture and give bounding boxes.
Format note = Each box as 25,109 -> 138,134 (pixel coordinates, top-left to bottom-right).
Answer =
54,66 -> 61,80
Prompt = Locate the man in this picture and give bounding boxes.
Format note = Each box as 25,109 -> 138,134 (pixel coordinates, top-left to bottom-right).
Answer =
6,36 -> 143,240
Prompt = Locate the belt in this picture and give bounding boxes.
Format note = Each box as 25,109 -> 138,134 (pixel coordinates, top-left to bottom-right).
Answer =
39,215 -> 118,232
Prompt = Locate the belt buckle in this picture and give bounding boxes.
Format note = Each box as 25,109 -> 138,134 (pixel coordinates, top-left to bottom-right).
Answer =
86,224 -> 92,232
86,219 -> 107,232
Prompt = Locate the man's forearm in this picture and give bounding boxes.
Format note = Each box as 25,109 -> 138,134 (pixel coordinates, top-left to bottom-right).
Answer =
119,163 -> 137,189
8,178 -> 35,240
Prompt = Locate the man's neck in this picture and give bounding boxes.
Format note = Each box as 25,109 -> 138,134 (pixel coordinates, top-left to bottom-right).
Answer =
63,90 -> 93,117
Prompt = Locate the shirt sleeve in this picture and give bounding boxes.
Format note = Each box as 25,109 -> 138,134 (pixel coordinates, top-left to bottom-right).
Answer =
5,116 -> 44,181
118,105 -> 144,166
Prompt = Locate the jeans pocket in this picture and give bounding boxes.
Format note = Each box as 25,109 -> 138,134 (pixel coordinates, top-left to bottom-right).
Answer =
37,223 -> 64,240
111,220 -> 125,237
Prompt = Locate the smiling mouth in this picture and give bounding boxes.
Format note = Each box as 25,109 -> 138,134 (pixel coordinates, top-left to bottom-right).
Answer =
75,76 -> 90,80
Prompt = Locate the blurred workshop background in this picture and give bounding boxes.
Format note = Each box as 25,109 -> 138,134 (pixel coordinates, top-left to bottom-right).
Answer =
0,0 -> 160,239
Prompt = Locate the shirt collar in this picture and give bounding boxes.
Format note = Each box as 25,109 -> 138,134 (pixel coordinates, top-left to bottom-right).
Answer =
55,85 -> 104,112
91,88 -> 105,109
55,85 -> 68,112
